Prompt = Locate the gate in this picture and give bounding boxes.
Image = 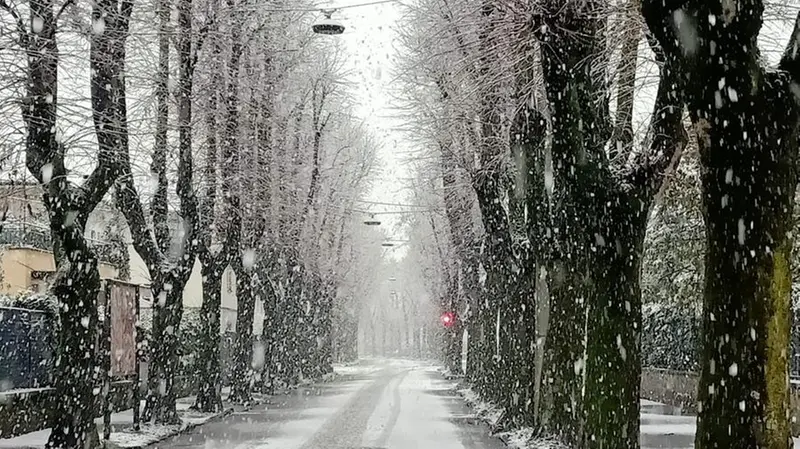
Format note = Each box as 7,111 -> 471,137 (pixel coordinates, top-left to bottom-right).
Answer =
98,280 -> 142,437
0,307 -> 52,390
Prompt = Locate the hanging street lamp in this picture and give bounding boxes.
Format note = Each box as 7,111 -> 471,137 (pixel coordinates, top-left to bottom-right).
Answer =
312,9 -> 345,35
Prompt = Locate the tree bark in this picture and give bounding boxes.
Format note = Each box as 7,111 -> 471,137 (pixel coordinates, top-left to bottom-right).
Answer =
194,265 -> 223,412
438,128 -> 480,379
582,53 -> 686,448
510,104 -> 546,427
259,269 -> 278,393
151,0 -> 170,253
137,0 -> 202,422
470,0 -> 515,408
144,274 -> 184,423
193,15 -> 224,412
229,267 -> 256,403
534,3 -> 687,447
16,0 -> 132,443
644,3 -> 800,448
536,4 -> 607,440
113,0 -> 200,418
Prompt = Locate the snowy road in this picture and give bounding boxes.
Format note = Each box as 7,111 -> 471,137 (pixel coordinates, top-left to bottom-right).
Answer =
150,360 -> 506,449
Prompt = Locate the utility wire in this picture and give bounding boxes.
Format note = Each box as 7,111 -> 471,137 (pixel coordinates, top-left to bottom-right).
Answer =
352,198 -> 430,208
263,0 -> 399,12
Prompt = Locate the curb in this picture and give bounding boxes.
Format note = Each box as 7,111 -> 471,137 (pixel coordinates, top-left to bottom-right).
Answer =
443,373 -> 514,448
107,374 -> 331,449
106,402 -> 250,449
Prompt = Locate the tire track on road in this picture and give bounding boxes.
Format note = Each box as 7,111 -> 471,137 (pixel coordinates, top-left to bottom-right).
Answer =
299,367 -> 404,449
374,368 -> 407,447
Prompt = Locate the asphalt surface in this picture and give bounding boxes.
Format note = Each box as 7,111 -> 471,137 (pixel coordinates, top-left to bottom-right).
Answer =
148,360 -> 507,449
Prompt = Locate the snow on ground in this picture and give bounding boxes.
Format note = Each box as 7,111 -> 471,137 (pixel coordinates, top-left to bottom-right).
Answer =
0,387 -> 51,398
333,358 -> 429,375
148,360 -> 505,449
360,370 -> 406,446
456,385 -> 800,449
0,396 -> 223,449
458,386 -> 503,428
0,429 -> 49,448
222,377 -> 368,449
502,428 -> 537,448
107,410 -> 221,448
296,371 -> 337,386
332,362 -> 382,376
381,368 -> 482,449
108,424 -> 184,448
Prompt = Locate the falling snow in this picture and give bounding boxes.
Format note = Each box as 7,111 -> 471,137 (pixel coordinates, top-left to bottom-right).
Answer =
0,1 -> 798,449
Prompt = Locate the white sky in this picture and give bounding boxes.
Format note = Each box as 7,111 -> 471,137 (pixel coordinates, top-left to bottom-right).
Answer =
323,0 -> 798,261
320,0 -> 412,257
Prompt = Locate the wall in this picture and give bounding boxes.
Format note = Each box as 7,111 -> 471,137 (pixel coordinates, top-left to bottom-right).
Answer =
640,368 -> 698,414
128,247 -> 203,307
0,381 -> 137,438
0,247 -> 118,294
0,184 -> 47,220
641,368 -> 800,435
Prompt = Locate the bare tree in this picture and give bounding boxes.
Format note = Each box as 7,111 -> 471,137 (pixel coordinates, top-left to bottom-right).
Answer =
0,0 -> 132,444
113,0 -> 207,422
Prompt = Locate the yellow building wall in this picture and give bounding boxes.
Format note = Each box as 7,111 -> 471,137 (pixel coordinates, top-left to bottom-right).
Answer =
0,247 -> 119,295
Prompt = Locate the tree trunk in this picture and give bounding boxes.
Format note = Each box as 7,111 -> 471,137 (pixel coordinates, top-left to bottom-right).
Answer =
151,0 -> 170,253
443,272 -> 462,373
229,268 -> 256,404
463,263 -> 482,383
21,0 -> 102,446
193,13 -> 223,411
259,273 -> 278,393
696,86 -> 796,449
536,2 -> 613,444
511,104 -> 546,427
193,265 -> 224,412
21,0 -> 132,442
141,0 -> 199,421
583,203 -> 646,449
46,241 -> 102,449
538,266 -> 587,443
270,273 -> 292,388
143,274 -> 184,424
582,51 -> 686,447
644,3 -> 800,448
438,140 -> 479,378
283,262 -> 304,384
304,270 -> 324,379
536,14 -> 599,437
471,0 -> 512,406
472,178 -> 513,406
318,275 -> 335,375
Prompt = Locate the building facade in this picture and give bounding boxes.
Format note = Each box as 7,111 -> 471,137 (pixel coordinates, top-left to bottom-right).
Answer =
0,181 -> 257,335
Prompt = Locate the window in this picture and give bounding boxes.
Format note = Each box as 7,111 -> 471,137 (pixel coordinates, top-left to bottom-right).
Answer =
226,270 -> 234,293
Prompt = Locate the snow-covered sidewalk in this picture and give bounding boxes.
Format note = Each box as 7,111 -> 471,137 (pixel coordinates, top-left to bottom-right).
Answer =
455,380 -> 800,449
0,395 -> 239,449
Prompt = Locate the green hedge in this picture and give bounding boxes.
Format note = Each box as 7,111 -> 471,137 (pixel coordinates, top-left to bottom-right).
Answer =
641,304 -> 700,372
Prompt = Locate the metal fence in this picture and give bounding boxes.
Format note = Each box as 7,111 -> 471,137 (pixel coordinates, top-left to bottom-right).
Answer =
0,222 -> 121,264
0,307 -> 52,390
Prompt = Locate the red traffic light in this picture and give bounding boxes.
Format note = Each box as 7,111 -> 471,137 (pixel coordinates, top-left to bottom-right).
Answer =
440,311 -> 455,328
